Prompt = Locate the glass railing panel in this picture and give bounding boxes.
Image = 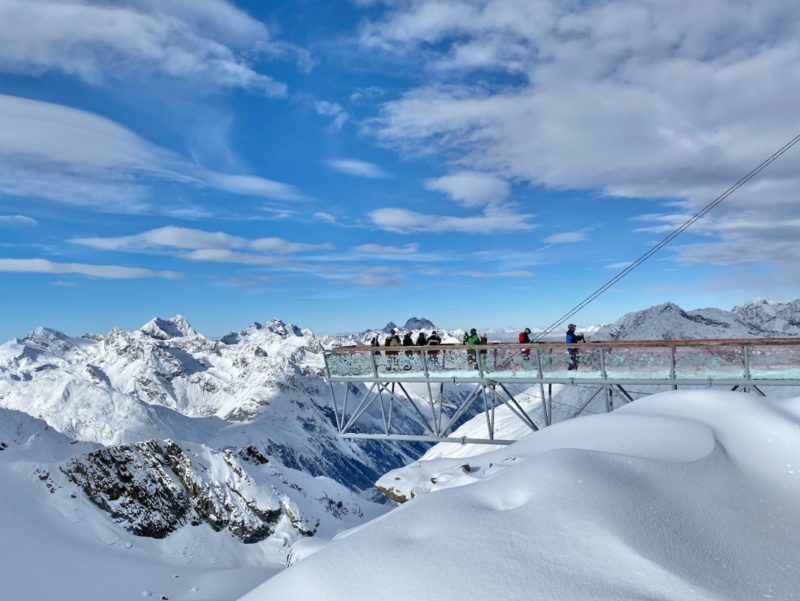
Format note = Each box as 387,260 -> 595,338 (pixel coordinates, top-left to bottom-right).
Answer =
747,344 -> 800,379
372,349 -> 426,375
603,346 -> 672,378
327,351 -> 374,378
536,345 -> 603,377
675,345 -> 744,379
425,347 -> 475,376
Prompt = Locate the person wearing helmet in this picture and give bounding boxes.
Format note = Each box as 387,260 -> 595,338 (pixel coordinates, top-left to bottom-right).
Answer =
566,324 -> 585,370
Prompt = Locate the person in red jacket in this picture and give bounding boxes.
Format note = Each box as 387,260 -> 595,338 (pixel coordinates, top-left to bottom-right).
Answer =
519,327 -> 532,361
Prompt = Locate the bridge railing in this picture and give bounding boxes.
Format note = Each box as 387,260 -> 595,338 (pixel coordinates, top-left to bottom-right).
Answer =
325,339 -> 800,383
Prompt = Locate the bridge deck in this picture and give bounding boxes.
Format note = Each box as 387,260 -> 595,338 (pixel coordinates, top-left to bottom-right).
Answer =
323,339 -> 800,445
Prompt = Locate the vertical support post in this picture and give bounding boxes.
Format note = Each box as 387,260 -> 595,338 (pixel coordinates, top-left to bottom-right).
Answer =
483,385 -> 494,440
536,348 -> 550,426
341,382 -> 352,430
600,347 -> 613,413
322,352 -> 342,432
370,349 -> 379,379
421,349 -> 438,436
376,383 -> 389,434
670,345 -> 677,390
743,344 -> 751,393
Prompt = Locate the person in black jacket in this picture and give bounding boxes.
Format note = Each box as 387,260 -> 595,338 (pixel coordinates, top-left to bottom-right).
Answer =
566,324 -> 585,370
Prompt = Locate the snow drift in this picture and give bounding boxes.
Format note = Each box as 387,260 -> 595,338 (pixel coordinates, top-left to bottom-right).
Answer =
240,390 -> 800,601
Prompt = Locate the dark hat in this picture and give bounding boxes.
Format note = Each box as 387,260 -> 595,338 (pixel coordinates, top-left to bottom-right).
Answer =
470,328 -> 477,334
567,323 -> 576,329
524,327 -> 531,333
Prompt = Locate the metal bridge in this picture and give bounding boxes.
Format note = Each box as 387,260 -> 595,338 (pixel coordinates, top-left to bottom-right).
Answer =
323,339 -> 800,445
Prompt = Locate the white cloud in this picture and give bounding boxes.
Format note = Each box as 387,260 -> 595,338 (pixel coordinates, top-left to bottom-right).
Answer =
606,261 -> 634,270
544,232 -> 586,244
181,249 -> 287,266
0,214 -> 37,226
327,158 -> 389,179
353,243 -> 419,255
71,226 -> 330,254
454,270 -> 533,278
369,206 -> 535,234
362,0 -> 800,268
0,0 -> 287,95
313,101 -> 349,129
204,173 -> 304,201
313,212 -> 338,224
346,275 -> 401,286
0,93 -> 303,209
0,258 -> 180,279
425,171 -> 509,206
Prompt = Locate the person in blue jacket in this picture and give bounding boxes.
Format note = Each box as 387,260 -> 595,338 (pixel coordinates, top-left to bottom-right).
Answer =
565,323 -> 585,370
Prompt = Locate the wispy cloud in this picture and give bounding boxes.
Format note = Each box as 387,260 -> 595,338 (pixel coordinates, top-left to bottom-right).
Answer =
369,206 -> 535,234
313,101 -> 349,129
71,226 -> 331,254
605,261 -> 633,270
544,232 -> 586,245
0,215 -> 38,226
352,243 -> 419,255
0,258 -> 181,279
327,158 -> 389,179
453,270 -> 533,279
0,94 -> 304,210
0,0 -> 288,95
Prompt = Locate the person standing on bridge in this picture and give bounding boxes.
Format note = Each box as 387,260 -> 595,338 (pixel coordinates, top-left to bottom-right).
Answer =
385,329 -> 401,370
426,330 -> 442,367
566,324 -> 585,370
465,328 -> 481,369
519,327 -> 532,361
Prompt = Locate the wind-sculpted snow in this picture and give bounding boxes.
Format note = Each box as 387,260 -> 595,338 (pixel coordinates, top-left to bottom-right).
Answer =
240,391 -> 800,601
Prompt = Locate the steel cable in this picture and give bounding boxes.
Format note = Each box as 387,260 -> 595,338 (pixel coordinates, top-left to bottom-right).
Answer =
535,133 -> 800,341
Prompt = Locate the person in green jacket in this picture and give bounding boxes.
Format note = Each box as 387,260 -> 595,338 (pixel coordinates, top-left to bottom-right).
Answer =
465,328 -> 481,369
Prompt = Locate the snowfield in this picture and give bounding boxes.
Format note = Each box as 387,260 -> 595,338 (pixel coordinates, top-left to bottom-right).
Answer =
240,390 -> 800,601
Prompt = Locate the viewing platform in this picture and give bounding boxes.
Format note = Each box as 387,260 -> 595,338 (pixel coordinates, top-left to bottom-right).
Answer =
323,339 -> 800,445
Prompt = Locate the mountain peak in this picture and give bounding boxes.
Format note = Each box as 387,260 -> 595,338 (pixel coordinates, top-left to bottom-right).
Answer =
139,315 -> 196,340
403,317 -> 436,330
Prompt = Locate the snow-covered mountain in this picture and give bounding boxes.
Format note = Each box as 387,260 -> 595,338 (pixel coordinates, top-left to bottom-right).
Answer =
0,315 -> 422,489
594,298 -> 800,340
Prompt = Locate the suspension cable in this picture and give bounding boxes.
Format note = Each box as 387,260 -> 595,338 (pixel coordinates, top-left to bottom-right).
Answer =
535,133 -> 800,341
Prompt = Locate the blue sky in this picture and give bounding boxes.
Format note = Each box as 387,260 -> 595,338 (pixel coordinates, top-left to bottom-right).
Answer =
1,0 -> 799,340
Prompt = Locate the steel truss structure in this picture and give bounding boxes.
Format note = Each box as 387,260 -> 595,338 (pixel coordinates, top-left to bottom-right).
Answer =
323,338 -> 800,445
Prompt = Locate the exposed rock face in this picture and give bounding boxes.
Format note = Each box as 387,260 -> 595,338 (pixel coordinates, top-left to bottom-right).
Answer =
62,439 -> 364,543
139,315 -> 197,340
403,317 -> 436,330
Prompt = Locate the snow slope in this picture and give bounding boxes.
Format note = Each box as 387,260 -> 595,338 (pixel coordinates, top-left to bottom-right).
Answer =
240,390 -> 800,601
0,407 -> 388,601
